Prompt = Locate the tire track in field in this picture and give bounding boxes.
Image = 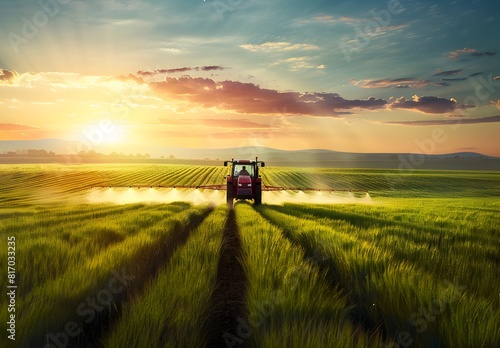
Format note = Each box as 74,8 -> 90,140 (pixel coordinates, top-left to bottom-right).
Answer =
76,208 -> 214,348
206,209 -> 248,347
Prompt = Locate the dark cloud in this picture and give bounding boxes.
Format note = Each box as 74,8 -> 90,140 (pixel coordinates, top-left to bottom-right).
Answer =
433,69 -> 462,76
150,77 -> 387,116
149,77 -> 468,116
0,69 -> 18,84
449,48 -> 496,60
385,115 -> 500,126
351,78 -> 433,89
160,67 -> 193,74
137,70 -> 155,76
201,66 -> 226,71
440,78 -> 467,82
390,96 -> 461,114
137,66 -> 226,76
471,51 -> 496,57
469,72 -> 483,77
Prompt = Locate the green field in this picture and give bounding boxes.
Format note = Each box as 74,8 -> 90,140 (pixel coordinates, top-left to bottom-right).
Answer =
0,164 -> 499,347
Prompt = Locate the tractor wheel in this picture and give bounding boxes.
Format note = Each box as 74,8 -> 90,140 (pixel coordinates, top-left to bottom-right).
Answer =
254,185 -> 262,205
226,183 -> 234,209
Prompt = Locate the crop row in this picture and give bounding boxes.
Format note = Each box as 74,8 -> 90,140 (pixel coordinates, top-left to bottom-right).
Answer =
256,201 -> 500,346
2,203 -> 212,346
1,196 -> 499,346
1,165 -> 499,207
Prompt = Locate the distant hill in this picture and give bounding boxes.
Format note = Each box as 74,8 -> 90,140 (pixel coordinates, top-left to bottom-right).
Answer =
1,140 -> 499,170
0,139 -> 76,153
157,146 -> 498,161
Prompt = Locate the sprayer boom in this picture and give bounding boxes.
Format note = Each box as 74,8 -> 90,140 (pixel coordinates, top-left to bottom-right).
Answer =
91,184 -> 226,190
91,184 -> 367,193
90,158 -> 369,206
262,185 -> 367,193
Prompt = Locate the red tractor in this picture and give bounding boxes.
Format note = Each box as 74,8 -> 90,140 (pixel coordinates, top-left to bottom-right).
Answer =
224,158 -> 265,208
91,157 -> 368,207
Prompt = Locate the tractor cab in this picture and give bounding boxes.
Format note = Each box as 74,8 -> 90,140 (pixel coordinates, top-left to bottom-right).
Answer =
224,157 -> 265,208
233,163 -> 255,178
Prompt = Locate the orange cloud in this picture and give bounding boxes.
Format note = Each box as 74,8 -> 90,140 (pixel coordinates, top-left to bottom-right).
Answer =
0,69 -> 18,85
0,123 -> 39,132
150,77 -> 387,116
385,115 -> 500,126
157,118 -> 271,128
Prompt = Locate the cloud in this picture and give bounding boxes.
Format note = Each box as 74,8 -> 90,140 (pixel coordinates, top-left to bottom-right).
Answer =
0,123 -> 39,131
0,69 -> 18,85
272,57 -> 325,71
440,78 -> 467,82
492,100 -> 500,110
351,78 -> 434,89
113,74 -> 144,84
157,118 -> 271,128
150,77 -> 387,116
309,14 -> 359,24
201,66 -> 226,72
494,76 -> 500,81
160,67 -> 193,74
449,48 -> 496,60
433,69 -> 462,76
137,66 -> 226,76
302,14 -> 408,35
390,95 -> 461,114
384,115 -> 500,126
240,42 -> 320,52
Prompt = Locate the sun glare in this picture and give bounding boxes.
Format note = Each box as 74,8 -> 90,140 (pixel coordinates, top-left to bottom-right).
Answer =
102,124 -> 125,144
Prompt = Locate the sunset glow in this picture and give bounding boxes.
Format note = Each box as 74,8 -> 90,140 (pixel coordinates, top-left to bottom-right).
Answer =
1,0 -> 499,156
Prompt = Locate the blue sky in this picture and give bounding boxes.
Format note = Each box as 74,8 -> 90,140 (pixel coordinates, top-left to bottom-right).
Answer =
1,0 -> 499,155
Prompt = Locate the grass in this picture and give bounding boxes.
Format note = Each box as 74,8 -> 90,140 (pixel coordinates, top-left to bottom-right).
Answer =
0,163 -> 499,347
235,202 -> 384,347
105,206 -> 227,347
256,199 -> 500,346
4,203 -> 212,346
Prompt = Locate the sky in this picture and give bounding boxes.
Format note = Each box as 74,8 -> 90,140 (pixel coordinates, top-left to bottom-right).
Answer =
0,0 -> 499,156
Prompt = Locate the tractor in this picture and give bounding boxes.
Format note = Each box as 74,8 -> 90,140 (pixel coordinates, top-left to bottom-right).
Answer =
90,156 -> 368,207
224,158 -> 265,208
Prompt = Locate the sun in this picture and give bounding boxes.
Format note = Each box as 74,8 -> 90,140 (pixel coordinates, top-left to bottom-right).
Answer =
73,120 -> 127,152
101,123 -> 125,144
